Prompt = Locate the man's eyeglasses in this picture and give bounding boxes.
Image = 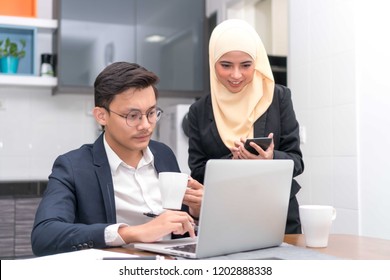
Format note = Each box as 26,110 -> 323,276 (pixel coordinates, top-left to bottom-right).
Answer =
106,107 -> 163,127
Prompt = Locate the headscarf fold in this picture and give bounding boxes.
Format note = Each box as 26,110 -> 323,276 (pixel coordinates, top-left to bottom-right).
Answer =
209,19 -> 275,148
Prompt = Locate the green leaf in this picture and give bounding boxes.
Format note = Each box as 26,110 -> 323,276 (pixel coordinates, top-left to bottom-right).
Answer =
0,37 -> 27,58
19,50 -> 26,58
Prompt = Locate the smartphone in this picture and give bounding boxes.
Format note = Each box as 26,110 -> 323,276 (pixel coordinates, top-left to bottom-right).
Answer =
244,137 -> 272,155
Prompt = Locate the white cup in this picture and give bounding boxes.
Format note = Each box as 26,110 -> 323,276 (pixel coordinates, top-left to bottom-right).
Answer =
299,205 -> 337,248
159,172 -> 189,210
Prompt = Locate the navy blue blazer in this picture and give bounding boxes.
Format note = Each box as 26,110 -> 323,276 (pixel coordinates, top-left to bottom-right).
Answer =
31,133 -> 184,256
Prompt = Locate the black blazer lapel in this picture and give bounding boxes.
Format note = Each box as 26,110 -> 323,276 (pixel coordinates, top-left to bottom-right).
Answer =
205,95 -> 231,156
254,111 -> 268,137
92,133 -> 116,223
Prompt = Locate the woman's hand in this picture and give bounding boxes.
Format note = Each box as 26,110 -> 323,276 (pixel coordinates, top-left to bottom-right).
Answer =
118,210 -> 196,243
183,177 -> 203,219
231,133 -> 274,160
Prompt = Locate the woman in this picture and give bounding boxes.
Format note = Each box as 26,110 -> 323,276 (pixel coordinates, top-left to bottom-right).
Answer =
188,19 -> 304,234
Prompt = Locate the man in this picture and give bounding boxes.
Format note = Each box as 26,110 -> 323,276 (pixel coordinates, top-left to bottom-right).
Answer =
31,62 -> 203,256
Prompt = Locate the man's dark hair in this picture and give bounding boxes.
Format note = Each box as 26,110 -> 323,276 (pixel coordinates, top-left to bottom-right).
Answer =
94,62 -> 159,109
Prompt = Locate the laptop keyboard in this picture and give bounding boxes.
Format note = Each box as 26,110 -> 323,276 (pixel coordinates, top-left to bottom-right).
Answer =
169,243 -> 197,253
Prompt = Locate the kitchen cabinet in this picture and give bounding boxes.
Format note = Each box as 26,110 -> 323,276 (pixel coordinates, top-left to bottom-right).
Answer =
0,197 -> 42,259
54,0 -> 206,97
0,15 -> 57,88
136,0 -> 206,95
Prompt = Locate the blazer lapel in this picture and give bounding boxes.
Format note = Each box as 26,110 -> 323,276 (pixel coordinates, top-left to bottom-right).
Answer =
206,96 -> 231,155
254,111 -> 268,137
92,133 -> 116,223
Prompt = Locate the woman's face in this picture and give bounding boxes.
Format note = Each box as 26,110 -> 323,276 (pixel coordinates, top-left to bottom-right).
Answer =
215,51 -> 255,93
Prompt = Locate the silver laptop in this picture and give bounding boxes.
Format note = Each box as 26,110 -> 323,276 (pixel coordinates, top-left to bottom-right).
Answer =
133,159 -> 293,259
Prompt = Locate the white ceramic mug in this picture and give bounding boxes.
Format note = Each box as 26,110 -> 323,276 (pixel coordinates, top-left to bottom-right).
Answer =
299,205 -> 337,248
159,172 -> 189,210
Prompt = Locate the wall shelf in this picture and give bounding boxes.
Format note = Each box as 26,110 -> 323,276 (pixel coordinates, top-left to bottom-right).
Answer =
0,26 -> 37,75
0,16 -> 57,88
0,75 -> 57,87
0,15 -> 57,32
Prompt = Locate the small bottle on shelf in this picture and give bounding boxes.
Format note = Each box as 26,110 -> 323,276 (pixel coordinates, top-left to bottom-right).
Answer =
40,53 -> 54,77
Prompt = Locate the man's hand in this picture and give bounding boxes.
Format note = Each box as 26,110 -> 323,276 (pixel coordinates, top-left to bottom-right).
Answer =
183,177 -> 203,219
118,210 -> 196,243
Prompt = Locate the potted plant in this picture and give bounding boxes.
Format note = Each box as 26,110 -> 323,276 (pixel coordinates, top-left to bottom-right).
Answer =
0,38 -> 26,74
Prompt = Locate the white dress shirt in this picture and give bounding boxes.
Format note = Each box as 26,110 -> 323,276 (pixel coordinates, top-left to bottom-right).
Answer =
103,136 -> 167,246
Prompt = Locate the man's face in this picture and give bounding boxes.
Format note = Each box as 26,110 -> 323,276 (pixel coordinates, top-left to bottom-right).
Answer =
99,86 -> 157,158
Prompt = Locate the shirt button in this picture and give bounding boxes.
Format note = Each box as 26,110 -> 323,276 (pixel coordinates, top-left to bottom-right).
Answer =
88,241 -> 94,248
77,244 -> 83,250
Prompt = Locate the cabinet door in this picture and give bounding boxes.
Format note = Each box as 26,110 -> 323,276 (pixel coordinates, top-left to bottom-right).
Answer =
0,199 -> 15,258
15,197 -> 42,258
56,0 -> 136,92
55,0 -> 206,96
136,0 -> 206,93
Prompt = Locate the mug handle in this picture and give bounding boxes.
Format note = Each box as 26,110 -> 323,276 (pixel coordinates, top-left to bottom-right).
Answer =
331,208 -> 337,221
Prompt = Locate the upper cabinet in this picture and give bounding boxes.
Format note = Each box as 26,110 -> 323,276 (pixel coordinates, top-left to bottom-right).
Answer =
54,0 -> 207,97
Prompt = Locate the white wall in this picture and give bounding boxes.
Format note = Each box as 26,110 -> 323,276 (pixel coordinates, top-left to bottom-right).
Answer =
0,89 -> 98,181
289,0 -> 359,236
289,0 -> 390,240
356,0 -> 390,239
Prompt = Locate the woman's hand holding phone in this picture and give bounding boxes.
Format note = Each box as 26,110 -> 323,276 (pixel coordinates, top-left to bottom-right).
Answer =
231,133 -> 274,160
244,137 -> 272,155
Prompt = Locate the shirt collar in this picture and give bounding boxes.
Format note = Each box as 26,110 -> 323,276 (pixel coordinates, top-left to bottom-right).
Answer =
103,135 -> 154,174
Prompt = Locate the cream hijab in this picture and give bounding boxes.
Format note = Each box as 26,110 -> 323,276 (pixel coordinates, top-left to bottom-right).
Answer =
209,19 -> 275,148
